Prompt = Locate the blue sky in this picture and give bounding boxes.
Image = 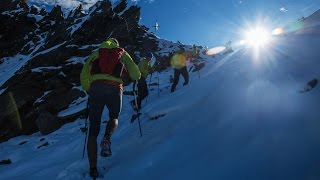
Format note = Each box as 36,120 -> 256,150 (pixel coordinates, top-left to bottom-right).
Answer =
29,0 -> 320,47
137,0 -> 320,47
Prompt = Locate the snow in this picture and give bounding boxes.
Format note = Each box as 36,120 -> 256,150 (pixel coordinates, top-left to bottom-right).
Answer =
0,54 -> 29,87
78,44 -> 100,50
0,87 -> 7,95
0,38 -> 65,87
1,17 -> 320,180
65,56 -> 88,65
32,41 -> 66,57
27,14 -> 44,22
33,91 -> 51,105
156,38 -> 194,56
66,44 -> 79,48
67,5 -> 97,36
58,95 -> 87,118
59,71 -> 67,77
51,20 -> 56,26
1,9 -> 24,16
31,66 -> 62,73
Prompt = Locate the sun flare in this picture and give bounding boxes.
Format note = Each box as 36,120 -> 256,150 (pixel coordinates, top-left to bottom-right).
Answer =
244,27 -> 271,47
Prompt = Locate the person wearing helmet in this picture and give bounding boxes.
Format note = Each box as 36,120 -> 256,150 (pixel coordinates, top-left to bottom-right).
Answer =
80,38 -> 141,178
170,47 -> 197,92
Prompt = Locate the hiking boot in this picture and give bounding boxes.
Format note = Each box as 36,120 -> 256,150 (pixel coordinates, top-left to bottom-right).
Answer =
90,167 -> 99,178
100,136 -> 112,157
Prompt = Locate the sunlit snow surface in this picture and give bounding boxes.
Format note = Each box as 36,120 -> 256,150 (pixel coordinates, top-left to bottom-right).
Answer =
1,31 -> 320,179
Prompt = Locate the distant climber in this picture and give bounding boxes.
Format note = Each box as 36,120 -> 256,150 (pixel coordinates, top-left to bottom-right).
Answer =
170,47 -> 197,92
300,79 -> 318,93
80,38 -> 141,178
225,40 -> 233,53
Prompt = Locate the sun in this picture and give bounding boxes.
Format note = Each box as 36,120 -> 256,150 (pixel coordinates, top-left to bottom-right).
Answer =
244,27 -> 271,47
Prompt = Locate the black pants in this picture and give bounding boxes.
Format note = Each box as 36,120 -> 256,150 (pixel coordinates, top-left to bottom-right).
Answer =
87,82 -> 122,168
133,77 -> 148,109
171,66 -> 189,92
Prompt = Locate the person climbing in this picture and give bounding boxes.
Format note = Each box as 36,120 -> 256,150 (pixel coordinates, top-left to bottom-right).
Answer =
170,47 -> 197,92
130,57 -> 152,110
80,38 -> 141,178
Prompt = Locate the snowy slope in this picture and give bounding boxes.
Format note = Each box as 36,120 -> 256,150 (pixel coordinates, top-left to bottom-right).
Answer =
1,24 -> 320,180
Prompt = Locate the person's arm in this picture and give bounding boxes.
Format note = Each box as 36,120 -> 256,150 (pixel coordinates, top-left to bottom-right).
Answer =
139,59 -> 152,77
80,51 -> 98,91
121,51 -> 141,81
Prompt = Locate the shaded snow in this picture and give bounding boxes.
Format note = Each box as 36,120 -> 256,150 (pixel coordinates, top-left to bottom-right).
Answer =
27,14 -> 44,22
0,87 -> 7,95
0,54 -> 29,87
78,44 -> 100,50
67,5 -> 97,36
33,91 -> 51,105
58,95 -> 87,118
32,66 -> 62,73
65,56 -> 88,65
0,39 -> 65,87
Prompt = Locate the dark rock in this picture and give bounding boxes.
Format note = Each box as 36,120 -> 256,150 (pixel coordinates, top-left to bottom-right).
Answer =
19,0 -> 29,13
0,0 -> 19,13
0,0 -> 191,142
0,7 -> 38,57
0,159 -> 12,165
192,62 -> 205,72
48,5 -> 64,21
39,8 -> 47,16
36,111 -> 62,135
30,5 -> 39,15
18,140 -> 28,145
113,0 -> 127,14
68,4 -> 84,19
37,141 -> 49,149
301,79 -> 318,93
150,114 -> 166,120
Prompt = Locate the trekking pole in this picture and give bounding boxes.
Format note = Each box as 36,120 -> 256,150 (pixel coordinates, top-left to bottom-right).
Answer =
133,81 -> 143,137
145,73 -> 153,105
82,98 -> 89,159
157,72 -> 160,97
198,69 -> 201,78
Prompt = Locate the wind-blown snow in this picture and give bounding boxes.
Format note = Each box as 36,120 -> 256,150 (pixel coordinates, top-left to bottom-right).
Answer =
1,23 -> 320,180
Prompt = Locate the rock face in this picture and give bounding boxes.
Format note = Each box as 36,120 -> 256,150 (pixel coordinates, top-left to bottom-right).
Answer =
0,0 -> 196,142
36,111 -> 62,135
